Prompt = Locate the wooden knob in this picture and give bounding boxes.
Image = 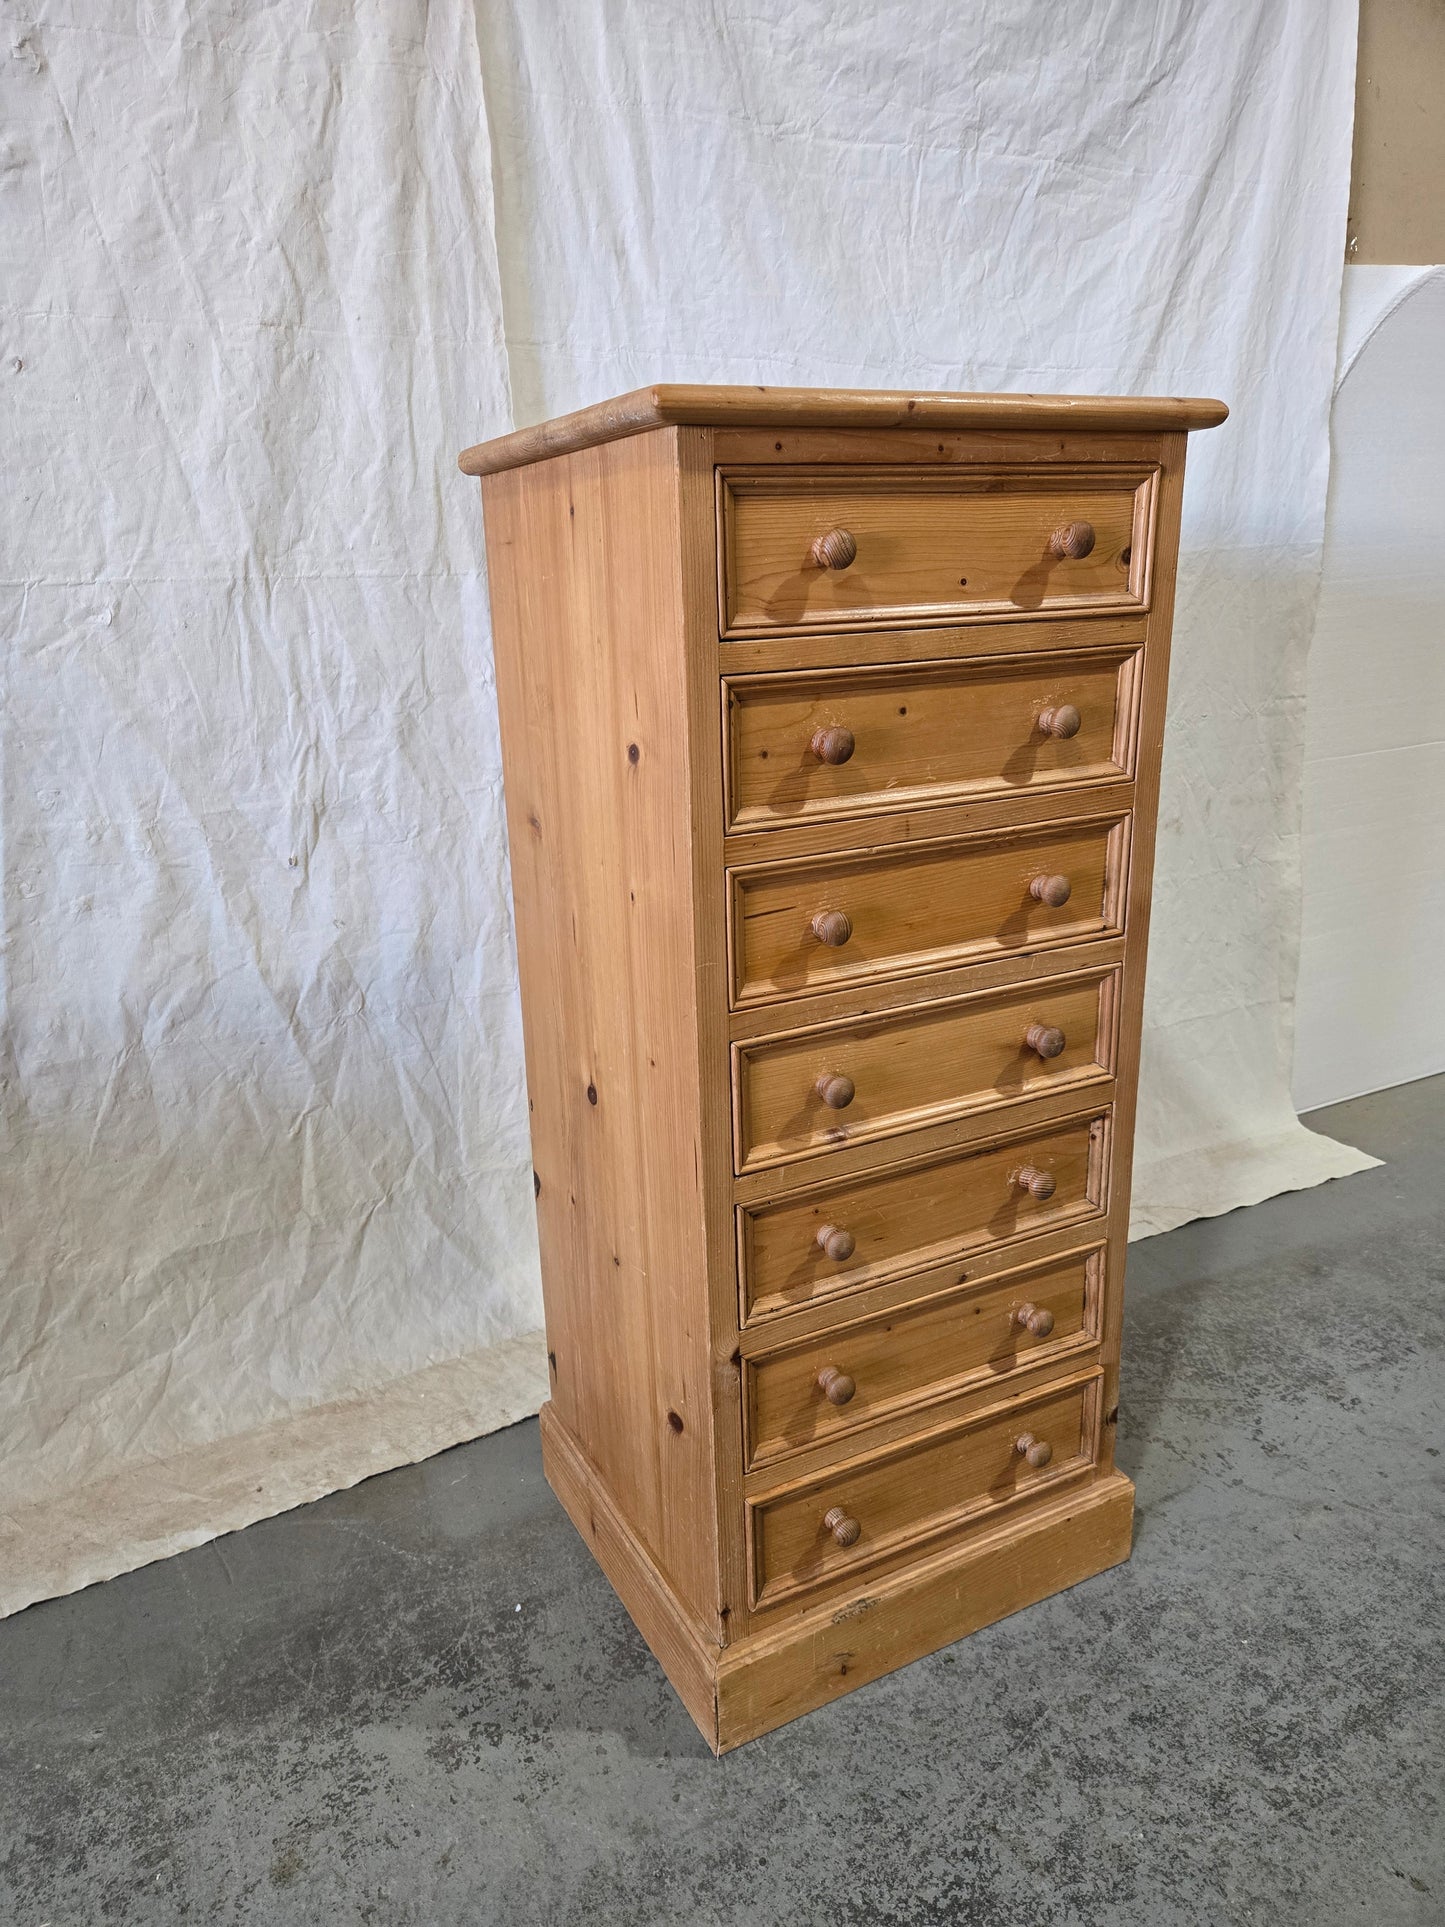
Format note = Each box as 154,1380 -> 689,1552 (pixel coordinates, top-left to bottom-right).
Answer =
1029,874 -> 1072,907
823,1505 -> 861,1546
810,725 -> 856,765
1012,1165 -> 1056,1201
1025,1023 -> 1066,1060
811,908 -> 852,947
1013,1302 -> 1055,1337
1015,1431 -> 1053,1469
810,528 -> 857,571
815,1071 -> 855,1111
816,1224 -> 855,1263
1037,704 -> 1082,739
1049,521 -> 1095,560
816,1365 -> 856,1406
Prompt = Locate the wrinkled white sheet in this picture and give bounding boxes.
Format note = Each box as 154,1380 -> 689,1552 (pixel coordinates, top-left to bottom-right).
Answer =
1,1 -> 543,1614
1,0 -> 1372,1616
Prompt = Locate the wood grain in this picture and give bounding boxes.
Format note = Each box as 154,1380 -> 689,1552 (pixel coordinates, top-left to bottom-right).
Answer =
745,1247 -> 1101,1468
719,612 -> 1148,677
673,427 -> 754,1638
733,966 -> 1117,1173
729,812 -> 1129,1006
714,1470 -> 1134,1751
540,1403 -> 720,1741
748,1374 -> 1098,1606
739,1110 -> 1110,1321
723,646 -> 1140,833
458,385 -> 1228,477
1088,429 -> 1190,1487
719,466 -> 1155,634
480,433 -> 725,1636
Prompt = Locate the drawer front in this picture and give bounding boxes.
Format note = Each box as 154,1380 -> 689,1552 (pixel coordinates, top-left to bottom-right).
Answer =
745,1247 -> 1101,1470
719,465 -> 1155,636
723,648 -> 1140,835
730,814 -> 1128,1008
739,1111 -> 1108,1321
749,1375 -> 1099,1606
734,968 -> 1117,1174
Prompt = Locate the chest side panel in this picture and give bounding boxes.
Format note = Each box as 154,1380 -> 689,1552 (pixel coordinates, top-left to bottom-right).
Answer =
480,435 -> 723,1638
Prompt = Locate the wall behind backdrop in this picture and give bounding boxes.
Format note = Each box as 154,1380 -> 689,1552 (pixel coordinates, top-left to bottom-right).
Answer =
2,0 -> 1369,1615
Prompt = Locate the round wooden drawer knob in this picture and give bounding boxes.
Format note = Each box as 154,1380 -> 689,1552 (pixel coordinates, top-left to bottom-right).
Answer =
1037,704 -> 1082,739
1015,1432 -> 1053,1468
816,1071 -> 855,1110
1025,1023 -> 1066,1060
1012,1165 -> 1057,1201
810,725 -> 855,765
1029,873 -> 1072,907
1013,1302 -> 1055,1337
823,1505 -> 861,1546
811,908 -> 852,947
816,1365 -> 856,1406
1049,521 -> 1096,560
816,1223 -> 855,1262
810,527 -> 858,571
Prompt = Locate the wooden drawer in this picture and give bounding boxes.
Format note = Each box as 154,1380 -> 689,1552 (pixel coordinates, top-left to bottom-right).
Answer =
733,967 -> 1117,1174
719,465 -> 1155,637
729,813 -> 1128,1008
723,647 -> 1141,834
744,1246 -> 1102,1470
748,1373 -> 1100,1606
739,1110 -> 1109,1321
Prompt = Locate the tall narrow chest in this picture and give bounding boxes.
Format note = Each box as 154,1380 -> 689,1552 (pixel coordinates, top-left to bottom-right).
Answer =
460,385 -> 1226,1751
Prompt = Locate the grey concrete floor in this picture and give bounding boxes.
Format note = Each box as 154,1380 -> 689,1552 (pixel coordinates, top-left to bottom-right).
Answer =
2,1078 -> 1442,1926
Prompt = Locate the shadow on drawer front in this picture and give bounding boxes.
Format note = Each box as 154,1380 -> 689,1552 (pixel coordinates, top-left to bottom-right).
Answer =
733,965 -> 1119,1174
745,1244 -> 1104,1470
719,465 -> 1156,635
722,647 -> 1141,835
748,1372 -> 1101,1607
729,813 -> 1129,1007
738,1110 -> 1110,1322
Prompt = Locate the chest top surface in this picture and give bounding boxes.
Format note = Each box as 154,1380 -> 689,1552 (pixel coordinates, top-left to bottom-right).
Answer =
459,383 -> 1228,478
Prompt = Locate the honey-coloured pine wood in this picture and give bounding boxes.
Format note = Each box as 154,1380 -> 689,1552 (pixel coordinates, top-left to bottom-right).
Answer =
748,1372 -> 1099,1607
479,431 -> 728,1643
464,384 -> 1224,1752
729,811 -> 1129,1006
739,1109 -> 1110,1321
719,465 -> 1155,633
459,385 -> 1228,477
732,966 -> 1117,1173
722,645 -> 1141,833
743,1244 -> 1101,1469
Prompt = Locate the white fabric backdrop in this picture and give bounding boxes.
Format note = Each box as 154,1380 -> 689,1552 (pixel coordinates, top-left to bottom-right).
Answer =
1295,265 -> 1445,1111
1,0 -> 1371,1616
0,1 -> 544,1614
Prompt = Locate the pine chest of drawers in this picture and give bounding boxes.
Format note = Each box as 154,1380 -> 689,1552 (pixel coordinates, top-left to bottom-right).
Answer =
460,384 -> 1226,1751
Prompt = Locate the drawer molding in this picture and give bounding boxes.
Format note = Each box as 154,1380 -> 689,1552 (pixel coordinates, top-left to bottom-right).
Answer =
732,963 -> 1121,1175
717,1468 -> 1134,1747
728,810 -> 1132,1009
717,613 -> 1150,680
718,463 -> 1159,637
746,1369 -> 1104,1608
721,646 -> 1144,835
743,1243 -> 1106,1471
738,1107 -> 1113,1324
